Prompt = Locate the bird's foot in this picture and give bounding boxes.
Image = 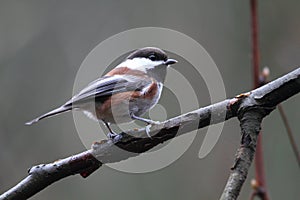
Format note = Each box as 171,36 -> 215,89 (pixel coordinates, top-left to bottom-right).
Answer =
130,114 -> 161,138
107,132 -> 118,139
147,120 -> 160,125
145,121 -> 160,138
145,124 -> 152,138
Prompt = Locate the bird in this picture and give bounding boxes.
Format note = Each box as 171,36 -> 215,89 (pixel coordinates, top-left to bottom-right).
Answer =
26,47 -> 177,138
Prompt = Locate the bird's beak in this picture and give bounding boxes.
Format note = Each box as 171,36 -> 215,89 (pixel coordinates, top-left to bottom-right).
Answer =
164,58 -> 177,65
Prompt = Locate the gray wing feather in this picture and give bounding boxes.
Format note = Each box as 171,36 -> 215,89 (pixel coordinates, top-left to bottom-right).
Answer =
67,75 -> 151,106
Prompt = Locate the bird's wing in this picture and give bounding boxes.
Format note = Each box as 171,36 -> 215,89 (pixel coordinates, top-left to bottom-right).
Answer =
66,75 -> 151,106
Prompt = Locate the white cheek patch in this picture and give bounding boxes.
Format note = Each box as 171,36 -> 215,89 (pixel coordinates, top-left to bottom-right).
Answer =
116,58 -> 164,73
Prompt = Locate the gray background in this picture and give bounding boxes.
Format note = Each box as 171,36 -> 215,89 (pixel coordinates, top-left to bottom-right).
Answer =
0,0 -> 299,199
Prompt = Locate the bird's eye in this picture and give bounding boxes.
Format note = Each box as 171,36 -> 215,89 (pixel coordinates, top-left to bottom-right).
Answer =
149,54 -> 157,61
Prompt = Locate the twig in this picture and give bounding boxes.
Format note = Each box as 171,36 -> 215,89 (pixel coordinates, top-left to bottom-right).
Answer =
250,0 -> 270,199
250,0 -> 260,89
278,104 -> 300,167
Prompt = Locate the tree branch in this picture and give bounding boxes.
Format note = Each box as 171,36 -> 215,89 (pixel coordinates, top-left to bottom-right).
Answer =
220,67 -> 300,200
1,68 -> 300,200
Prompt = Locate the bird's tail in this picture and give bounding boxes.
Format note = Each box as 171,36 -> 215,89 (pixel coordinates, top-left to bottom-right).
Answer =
25,106 -> 72,125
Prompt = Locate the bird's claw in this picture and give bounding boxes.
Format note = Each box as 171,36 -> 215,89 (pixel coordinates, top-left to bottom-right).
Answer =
149,120 -> 160,125
107,132 -> 118,139
145,124 -> 152,138
145,121 -> 160,138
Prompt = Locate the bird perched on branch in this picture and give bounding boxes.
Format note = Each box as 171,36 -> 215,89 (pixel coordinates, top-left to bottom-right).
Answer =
26,47 -> 177,138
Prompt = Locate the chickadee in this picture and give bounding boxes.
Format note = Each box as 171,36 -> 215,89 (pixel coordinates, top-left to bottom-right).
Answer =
26,47 -> 177,138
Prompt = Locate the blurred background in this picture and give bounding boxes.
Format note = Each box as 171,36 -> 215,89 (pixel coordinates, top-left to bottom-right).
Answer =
0,0 -> 299,199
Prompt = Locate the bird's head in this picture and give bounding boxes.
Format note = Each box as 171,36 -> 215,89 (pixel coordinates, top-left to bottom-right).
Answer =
117,47 -> 177,82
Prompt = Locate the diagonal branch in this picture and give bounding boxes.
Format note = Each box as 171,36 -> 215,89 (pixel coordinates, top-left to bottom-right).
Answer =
278,104 -> 300,167
1,68 -> 300,200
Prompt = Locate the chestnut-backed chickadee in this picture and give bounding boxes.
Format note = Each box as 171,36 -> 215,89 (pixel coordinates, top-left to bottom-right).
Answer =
26,47 -> 177,138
